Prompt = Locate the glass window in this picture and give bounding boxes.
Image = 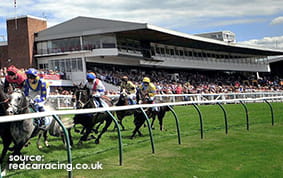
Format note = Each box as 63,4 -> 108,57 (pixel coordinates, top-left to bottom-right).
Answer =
72,59 -> 77,72
165,48 -> 170,55
170,49 -> 174,56
77,58 -> 83,71
66,60 -> 71,72
60,60 -> 65,72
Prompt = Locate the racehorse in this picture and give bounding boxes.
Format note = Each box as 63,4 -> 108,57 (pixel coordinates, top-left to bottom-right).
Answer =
115,90 -> 136,130
6,89 -> 72,153
0,84 -> 12,164
131,89 -> 169,138
73,87 -> 113,144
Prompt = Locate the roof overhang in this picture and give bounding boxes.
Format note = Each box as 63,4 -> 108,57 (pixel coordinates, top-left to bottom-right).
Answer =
34,16 -> 283,56
116,24 -> 283,56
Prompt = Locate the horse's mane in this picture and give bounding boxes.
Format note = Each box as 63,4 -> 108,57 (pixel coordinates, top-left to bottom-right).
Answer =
0,82 -> 9,115
10,88 -> 29,114
116,92 -> 128,106
0,82 -> 8,101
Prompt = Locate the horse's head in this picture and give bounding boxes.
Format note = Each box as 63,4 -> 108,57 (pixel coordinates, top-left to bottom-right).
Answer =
117,90 -> 128,106
137,89 -> 151,104
0,83 -> 9,114
6,89 -> 27,115
74,88 -> 92,109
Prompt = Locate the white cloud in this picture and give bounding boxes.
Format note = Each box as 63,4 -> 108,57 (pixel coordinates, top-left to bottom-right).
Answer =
271,16 -> 283,25
4,0 -> 283,28
1,0 -> 283,45
239,36 -> 283,49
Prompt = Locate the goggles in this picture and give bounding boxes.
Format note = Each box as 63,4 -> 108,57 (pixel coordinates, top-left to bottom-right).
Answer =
27,74 -> 36,79
7,71 -> 15,76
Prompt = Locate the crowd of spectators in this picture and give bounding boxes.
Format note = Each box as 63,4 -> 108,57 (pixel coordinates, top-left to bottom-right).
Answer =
1,65 -> 283,95
93,64 -> 283,95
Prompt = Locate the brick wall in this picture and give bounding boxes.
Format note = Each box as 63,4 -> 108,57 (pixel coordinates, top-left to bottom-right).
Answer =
2,16 -> 47,68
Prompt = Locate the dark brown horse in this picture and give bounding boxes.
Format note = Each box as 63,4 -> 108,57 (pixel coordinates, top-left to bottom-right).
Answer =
115,91 -> 136,130
131,89 -> 169,138
0,84 -> 13,165
73,87 -> 113,144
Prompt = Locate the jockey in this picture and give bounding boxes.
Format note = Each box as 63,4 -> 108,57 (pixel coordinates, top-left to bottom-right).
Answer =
138,77 -> 157,102
4,65 -> 26,93
120,76 -> 136,105
84,72 -> 106,107
24,68 -> 49,128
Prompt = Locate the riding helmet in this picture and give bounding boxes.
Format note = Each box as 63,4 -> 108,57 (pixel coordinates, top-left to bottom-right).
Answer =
143,77 -> 150,83
86,73 -> 96,80
25,68 -> 38,77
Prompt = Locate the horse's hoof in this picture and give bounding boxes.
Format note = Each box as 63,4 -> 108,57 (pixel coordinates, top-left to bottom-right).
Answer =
94,140 -> 100,144
45,141 -> 49,147
1,168 -> 7,177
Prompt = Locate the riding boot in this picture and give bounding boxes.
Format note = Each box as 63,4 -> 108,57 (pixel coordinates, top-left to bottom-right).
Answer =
36,118 -> 46,130
94,97 -> 103,107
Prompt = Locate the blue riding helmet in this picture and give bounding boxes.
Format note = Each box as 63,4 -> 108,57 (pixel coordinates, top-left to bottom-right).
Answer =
86,73 -> 96,80
26,68 -> 38,77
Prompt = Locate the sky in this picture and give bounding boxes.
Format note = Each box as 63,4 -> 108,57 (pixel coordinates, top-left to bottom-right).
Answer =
0,0 -> 283,49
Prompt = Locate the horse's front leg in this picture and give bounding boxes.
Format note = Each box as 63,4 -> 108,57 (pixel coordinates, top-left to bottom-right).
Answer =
43,131 -> 49,147
0,135 -> 12,164
37,132 -> 43,149
95,119 -> 112,144
131,113 -> 145,139
151,114 -> 156,130
78,127 -> 92,145
116,112 -> 125,131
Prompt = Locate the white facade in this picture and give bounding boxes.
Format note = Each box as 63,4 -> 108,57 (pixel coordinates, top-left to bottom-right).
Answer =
34,16 -> 283,83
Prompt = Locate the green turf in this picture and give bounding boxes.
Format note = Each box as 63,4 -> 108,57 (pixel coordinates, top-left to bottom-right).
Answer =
2,102 -> 283,177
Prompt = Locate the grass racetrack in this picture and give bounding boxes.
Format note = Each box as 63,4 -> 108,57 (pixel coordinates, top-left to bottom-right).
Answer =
2,102 -> 283,177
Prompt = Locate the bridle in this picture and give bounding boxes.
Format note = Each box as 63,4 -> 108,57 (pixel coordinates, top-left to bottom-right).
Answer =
7,90 -> 28,114
76,90 -> 93,109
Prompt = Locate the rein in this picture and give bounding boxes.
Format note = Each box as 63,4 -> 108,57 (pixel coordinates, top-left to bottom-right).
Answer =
76,90 -> 93,108
9,91 -> 29,114
0,98 -> 10,105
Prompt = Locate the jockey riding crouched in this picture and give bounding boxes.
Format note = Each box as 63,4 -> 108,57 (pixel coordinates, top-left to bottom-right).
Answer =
120,76 -> 136,105
24,68 -> 50,129
4,65 -> 26,93
139,77 -> 159,111
84,72 -> 107,108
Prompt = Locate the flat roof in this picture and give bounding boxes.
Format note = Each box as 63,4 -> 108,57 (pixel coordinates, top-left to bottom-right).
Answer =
0,41 -> 8,46
6,15 -> 47,22
35,16 -> 283,56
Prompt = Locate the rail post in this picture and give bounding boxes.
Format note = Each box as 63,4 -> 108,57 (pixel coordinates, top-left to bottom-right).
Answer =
192,103 -> 204,139
105,111 -> 123,166
263,99 -> 274,126
140,107 -> 155,154
239,100 -> 249,130
52,115 -> 72,178
168,105 -> 181,144
216,103 -> 228,135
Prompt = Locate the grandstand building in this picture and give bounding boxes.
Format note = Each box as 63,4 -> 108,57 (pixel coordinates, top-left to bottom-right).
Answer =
1,15 -> 283,83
